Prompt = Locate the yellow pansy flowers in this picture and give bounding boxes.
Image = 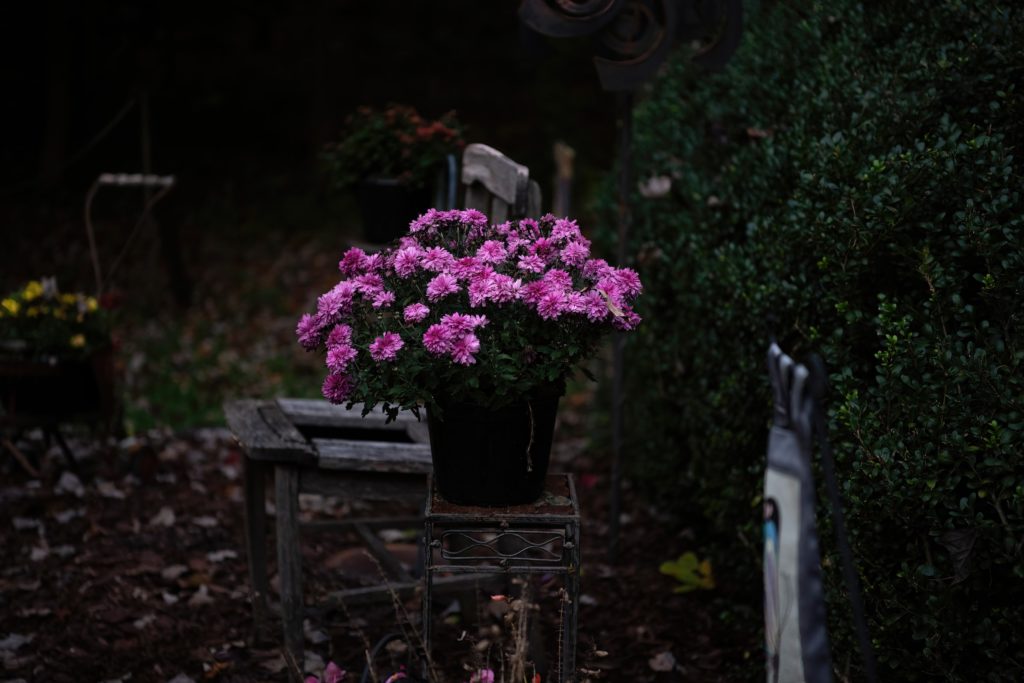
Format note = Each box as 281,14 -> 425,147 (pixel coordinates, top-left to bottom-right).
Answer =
1,279 -> 108,354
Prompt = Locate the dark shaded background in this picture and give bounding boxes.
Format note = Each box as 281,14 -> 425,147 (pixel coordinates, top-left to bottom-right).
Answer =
1,1 -> 617,293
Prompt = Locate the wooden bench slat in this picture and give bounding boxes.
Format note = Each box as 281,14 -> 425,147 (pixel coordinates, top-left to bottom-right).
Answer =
224,399 -> 316,464
276,397 -> 419,427
299,469 -> 426,500
312,438 -> 432,473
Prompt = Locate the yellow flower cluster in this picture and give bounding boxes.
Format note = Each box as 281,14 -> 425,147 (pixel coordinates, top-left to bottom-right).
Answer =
1,279 -> 107,354
1,298 -> 18,316
0,280 -> 98,321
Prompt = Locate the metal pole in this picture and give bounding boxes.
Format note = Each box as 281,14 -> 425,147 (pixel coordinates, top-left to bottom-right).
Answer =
608,91 -> 633,563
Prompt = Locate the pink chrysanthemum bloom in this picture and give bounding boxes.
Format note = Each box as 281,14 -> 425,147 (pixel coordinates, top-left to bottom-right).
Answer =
403,303 -> 430,323
338,247 -> 368,276
488,274 -> 522,304
393,247 -> 422,278
369,332 -> 404,361
422,323 -> 454,355
469,668 -> 495,683
464,267 -> 494,306
560,241 -> 590,267
353,273 -> 384,295
322,661 -> 346,683
520,280 -> 548,306
518,217 -> 540,239
322,373 -> 353,404
451,333 -> 480,365
583,258 -> 614,281
583,290 -> 610,322
517,254 -> 545,274
421,247 -> 455,272
610,267 -> 643,297
364,253 -> 385,273
612,306 -> 642,331
451,257 -> 484,282
326,343 -> 357,373
494,221 -> 513,236
409,208 -> 441,234
565,291 -> 588,314
296,313 -> 320,350
596,277 -> 626,308
476,240 -> 507,264
325,323 -> 352,349
459,208 -> 488,227
529,237 -> 557,261
440,312 -> 488,335
317,281 -> 357,319
542,269 -> 573,290
372,290 -> 396,308
505,234 -> 528,255
551,218 -> 583,242
536,291 -> 567,320
426,273 -> 460,301
467,278 -> 491,308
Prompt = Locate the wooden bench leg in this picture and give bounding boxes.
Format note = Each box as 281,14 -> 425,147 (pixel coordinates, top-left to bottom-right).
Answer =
243,457 -> 271,635
275,465 -> 304,680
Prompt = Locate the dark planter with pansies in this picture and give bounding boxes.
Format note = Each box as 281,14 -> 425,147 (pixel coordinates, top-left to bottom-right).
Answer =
0,281 -> 119,433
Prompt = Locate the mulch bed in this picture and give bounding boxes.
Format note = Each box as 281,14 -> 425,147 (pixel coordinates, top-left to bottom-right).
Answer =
1,408 -> 756,682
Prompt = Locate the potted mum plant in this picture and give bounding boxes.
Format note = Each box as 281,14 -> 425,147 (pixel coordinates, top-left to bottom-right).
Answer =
0,278 -> 116,424
296,210 -> 642,505
322,105 -> 465,244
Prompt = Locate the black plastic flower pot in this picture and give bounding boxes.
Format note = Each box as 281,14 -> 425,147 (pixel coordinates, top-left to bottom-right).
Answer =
427,394 -> 561,506
355,179 -> 432,244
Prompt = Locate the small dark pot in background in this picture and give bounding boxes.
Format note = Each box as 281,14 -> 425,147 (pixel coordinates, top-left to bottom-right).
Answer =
0,347 -> 118,430
355,178 -> 432,244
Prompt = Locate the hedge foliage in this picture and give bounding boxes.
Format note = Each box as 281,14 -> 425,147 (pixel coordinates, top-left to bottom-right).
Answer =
619,1 -> 1023,679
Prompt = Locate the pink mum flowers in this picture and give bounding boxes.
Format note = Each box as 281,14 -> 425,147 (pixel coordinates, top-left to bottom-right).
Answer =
296,210 -> 642,416
369,332 -> 404,362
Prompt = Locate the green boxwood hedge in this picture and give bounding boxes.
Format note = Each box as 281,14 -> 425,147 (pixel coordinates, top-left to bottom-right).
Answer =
617,1 -> 1023,679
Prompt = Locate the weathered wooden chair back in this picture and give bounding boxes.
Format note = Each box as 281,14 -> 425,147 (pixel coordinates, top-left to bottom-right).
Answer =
461,143 -> 542,221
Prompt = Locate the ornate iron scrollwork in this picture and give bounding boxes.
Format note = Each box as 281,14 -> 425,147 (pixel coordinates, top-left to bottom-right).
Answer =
441,529 -> 565,563
519,0 -> 626,37
519,0 -> 743,91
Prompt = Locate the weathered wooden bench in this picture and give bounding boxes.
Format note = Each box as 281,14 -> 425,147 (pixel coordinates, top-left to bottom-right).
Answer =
224,398 -> 433,673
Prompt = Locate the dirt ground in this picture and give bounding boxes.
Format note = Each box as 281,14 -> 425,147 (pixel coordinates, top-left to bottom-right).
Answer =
1,395 -> 757,683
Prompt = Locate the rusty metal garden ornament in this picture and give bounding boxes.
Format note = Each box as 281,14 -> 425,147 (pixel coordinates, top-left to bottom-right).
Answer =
519,0 -> 743,90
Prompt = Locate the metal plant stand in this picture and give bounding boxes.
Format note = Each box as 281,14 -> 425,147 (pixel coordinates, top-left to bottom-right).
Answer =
423,473 -> 581,682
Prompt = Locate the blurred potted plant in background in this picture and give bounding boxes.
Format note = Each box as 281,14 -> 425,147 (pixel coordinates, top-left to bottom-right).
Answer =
296,210 -> 642,505
322,105 -> 465,243
0,278 -> 118,429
